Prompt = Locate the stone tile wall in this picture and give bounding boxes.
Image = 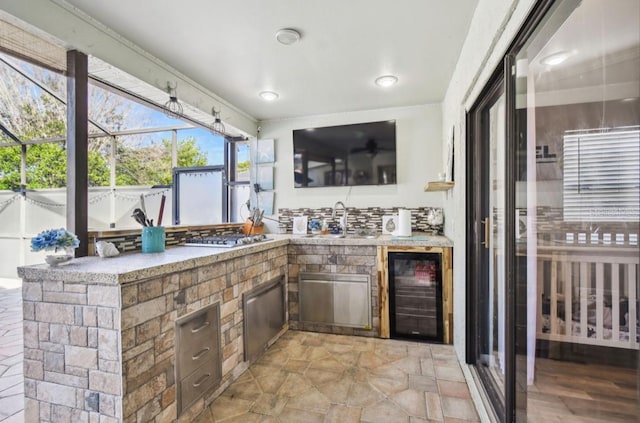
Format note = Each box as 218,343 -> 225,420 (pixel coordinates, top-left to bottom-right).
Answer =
287,244 -> 379,337
22,281 -> 123,423
21,245 -> 288,423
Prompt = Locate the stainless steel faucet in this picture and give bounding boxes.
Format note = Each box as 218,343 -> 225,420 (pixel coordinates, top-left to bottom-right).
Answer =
332,201 -> 348,234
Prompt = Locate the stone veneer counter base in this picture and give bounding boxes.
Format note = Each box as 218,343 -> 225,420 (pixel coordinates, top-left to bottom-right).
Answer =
17,234 -> 450,423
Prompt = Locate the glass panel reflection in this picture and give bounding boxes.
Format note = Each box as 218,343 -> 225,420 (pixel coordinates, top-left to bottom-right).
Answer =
515,0 -> 639,420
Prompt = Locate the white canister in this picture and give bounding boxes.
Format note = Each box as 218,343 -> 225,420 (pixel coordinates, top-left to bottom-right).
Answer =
393,209 -> 412,237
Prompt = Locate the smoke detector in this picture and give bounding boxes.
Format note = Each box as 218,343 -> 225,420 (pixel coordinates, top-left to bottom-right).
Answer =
275,28 -> 301,45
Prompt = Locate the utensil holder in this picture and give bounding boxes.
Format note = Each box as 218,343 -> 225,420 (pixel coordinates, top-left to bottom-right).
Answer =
142,226 -> 165,253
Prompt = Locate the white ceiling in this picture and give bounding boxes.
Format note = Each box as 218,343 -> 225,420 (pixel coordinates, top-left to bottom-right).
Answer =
61,0 -> 478,122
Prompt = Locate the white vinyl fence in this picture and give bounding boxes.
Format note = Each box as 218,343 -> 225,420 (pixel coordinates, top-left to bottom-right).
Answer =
0,186 -> 172,279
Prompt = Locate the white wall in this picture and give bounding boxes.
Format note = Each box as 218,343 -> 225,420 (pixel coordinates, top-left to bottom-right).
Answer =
440,0 -> 538,361
257,104 -> 444,232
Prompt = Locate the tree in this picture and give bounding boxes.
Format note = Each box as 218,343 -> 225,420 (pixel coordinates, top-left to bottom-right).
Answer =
0,57 -> 118,189
115,138 -> 207,186
0,54 -> 209,190
237,160 -> 250,173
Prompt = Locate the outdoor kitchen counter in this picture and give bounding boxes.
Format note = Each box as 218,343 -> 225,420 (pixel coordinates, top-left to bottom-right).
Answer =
16,237 -> 290,284
16,232 -> 452,422
16,233 -> 451,284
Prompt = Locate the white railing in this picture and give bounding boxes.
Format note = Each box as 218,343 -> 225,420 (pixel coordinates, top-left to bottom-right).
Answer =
537,245 -> 639,350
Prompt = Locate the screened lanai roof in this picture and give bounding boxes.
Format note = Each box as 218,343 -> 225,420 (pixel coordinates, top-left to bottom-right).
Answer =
0,15 -> 243,147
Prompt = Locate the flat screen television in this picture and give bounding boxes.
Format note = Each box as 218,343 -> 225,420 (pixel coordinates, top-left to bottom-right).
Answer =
293,120 -> 397,188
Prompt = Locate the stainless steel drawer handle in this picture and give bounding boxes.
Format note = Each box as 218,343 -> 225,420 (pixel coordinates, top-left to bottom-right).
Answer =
192,347 -> 210,361
192,373 -> 211,388
191,321 -> 210,333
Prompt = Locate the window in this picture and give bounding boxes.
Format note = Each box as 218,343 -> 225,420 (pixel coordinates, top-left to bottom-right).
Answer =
563,127 -> 640,221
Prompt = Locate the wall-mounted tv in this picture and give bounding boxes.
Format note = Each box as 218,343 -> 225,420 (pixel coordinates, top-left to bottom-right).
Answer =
293,120 -> 397,188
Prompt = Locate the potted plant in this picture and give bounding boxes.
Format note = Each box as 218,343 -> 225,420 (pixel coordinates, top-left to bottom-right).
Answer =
30,228 -> 80,266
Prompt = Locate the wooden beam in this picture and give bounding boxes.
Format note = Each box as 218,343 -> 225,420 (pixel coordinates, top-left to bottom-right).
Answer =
377,246 -> 390,338
66,50 -> 89,257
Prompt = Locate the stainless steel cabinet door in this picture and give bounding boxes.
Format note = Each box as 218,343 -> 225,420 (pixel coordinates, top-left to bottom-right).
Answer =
299,280 -> 333,324
333,281 -> 370,327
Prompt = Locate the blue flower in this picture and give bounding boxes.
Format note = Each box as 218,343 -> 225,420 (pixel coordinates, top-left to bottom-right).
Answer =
30,228 -> 80,252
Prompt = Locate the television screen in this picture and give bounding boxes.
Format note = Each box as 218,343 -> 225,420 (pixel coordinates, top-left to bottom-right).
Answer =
293,120 -> 397,188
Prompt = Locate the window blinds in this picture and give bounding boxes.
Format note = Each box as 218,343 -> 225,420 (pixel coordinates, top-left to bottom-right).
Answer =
563,127 -> 640,222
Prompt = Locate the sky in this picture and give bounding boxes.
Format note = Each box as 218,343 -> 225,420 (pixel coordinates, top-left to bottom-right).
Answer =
2,52 -> 248,166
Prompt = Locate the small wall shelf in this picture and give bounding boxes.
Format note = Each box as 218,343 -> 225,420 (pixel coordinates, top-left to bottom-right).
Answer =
424,181 -> 455,192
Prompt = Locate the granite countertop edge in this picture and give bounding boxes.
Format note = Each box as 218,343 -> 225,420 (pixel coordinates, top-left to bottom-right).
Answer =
17,233 -> 452,284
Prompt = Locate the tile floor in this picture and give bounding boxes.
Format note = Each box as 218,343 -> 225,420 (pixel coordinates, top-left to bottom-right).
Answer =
0,286 -> 478,423
0,288 -> 24,423
196,330 -> 479,423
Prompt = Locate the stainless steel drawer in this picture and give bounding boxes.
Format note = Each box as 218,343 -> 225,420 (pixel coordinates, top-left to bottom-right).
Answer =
177,335 -> 218,380
176,306 -> 217,355
175,303 -> 221,416
176,305 -> 218,379
180,358 -> 220,412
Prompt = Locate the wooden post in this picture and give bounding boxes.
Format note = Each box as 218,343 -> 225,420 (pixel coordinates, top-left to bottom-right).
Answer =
66,50 -> 89,257
441,247 -> 453,344
377,246 -> 390,338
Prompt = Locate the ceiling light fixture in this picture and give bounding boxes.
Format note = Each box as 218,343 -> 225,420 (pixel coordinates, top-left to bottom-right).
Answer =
259,91 -> 279,101
375,75 -> 398,87
275,28 -> 301,45
540,51 -> 570,66
211,107 -> 225,136
163,82 -> 183,118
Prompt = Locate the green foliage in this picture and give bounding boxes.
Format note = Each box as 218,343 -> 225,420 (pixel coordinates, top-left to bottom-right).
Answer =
115,137 -> 207,186
0,143 -> 110,190
0,59 -> 210,190
237,160 -> 250,173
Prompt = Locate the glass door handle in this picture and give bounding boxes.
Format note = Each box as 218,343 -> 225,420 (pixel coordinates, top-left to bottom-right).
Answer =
481,217 -> 490,249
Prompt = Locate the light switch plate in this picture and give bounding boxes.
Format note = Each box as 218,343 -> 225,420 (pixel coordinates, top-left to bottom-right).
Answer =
292,216 -> 308,235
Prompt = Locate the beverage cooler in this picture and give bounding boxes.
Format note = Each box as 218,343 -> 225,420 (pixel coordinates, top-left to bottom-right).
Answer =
388,252 -> 443,342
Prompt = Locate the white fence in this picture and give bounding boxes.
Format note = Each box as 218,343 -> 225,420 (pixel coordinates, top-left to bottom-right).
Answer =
0,186 -> 172,279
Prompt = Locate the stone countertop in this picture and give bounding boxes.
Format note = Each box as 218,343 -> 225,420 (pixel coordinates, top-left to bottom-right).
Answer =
17,233 -> 452,285
17,239 -> 290,285
284,233 -> 453,248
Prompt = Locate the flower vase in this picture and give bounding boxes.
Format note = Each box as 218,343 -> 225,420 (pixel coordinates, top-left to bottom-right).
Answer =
45,246 -> 75,267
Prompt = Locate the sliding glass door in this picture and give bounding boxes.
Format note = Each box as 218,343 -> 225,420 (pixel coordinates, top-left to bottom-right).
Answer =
467,0 -> 639,421
514,0 -> 639,421
467,68 -> 513,420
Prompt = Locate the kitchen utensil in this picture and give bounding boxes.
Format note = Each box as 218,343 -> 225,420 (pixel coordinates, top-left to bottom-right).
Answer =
132,208 -> 148,227
140,194 -> 147,216
254,209 -> 264,226
157,194 -> 166,226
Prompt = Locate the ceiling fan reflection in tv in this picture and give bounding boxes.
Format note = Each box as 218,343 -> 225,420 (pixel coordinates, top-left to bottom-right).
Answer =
350,138 -> 393,157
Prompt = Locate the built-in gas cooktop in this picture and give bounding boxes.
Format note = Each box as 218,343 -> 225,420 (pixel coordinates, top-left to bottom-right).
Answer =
184,234 -> 269,248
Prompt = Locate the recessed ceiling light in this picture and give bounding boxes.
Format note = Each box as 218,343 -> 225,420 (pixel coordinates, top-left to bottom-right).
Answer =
275,28 -> 301,45
375,75 -> 398,87
259,91 -> 279,101
540,51 -> 570,66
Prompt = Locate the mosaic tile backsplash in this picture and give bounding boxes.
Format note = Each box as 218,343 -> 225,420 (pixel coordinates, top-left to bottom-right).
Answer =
278,206 -> 444,235
89,224 -> 243,255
